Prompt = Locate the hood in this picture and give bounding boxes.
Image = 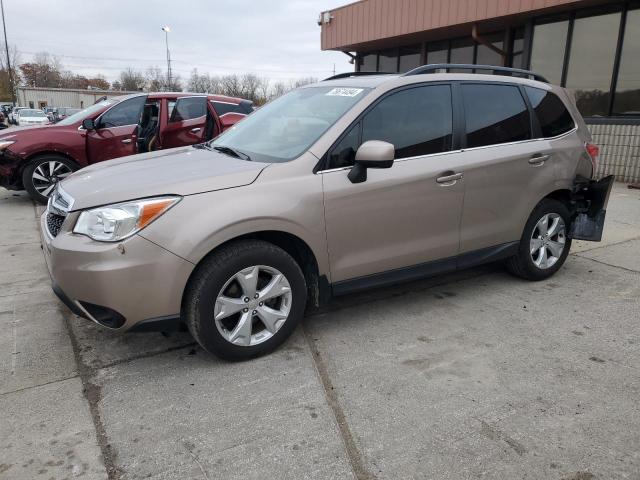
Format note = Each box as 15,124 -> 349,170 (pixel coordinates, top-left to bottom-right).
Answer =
60,146 -> 269,210
0,124 -> 58,138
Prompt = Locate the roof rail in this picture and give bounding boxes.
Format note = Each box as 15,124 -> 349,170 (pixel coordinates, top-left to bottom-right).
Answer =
403,64 -> 549,83
323,71 -> 397,81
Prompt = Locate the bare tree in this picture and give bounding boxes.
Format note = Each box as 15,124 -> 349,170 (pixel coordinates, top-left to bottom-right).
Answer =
290,77 -> 318,89
118,68 -> 145,91
270,81 -> 288,99
145,66 -> 164,92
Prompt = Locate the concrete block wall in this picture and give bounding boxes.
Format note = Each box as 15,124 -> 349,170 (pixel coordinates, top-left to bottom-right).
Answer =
587,123 -> 640,183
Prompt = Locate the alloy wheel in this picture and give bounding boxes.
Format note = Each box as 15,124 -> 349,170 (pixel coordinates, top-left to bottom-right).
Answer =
32,161 -> 73,197
214,265 -> 292,346
530,213 -> 566,269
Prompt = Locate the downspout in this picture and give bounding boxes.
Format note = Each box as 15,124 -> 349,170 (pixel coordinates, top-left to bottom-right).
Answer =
472,23 -> 507,66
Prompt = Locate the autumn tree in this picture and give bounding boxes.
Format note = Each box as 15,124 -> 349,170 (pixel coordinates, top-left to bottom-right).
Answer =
0,42 -> 20,102
19,52 -> 63,87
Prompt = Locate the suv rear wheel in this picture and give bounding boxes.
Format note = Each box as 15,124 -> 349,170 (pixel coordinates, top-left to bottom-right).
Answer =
23,155 -> 78,204
184,240 -> 307,360
506,198 -> 572,281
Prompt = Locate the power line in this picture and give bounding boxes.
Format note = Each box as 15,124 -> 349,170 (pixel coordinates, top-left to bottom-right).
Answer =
16,50 -> 337,75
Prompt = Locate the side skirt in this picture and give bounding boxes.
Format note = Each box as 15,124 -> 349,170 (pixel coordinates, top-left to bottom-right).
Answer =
331,242 -> 519,297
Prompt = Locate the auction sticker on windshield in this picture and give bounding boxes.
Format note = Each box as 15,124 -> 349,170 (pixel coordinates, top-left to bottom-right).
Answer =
326,88 -> 364,97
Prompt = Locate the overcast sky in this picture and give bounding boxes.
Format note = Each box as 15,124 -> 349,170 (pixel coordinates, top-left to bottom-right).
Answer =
5,0 -> 352,83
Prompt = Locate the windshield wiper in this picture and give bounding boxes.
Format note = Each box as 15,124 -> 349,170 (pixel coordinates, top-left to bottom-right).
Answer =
212,145 -> 251,161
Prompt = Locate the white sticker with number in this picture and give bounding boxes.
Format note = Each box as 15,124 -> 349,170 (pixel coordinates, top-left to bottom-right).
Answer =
326,88 -> 364,97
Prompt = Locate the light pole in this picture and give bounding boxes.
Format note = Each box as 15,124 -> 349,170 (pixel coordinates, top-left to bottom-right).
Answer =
0,0 -> 16,106
162,26 -> 171,91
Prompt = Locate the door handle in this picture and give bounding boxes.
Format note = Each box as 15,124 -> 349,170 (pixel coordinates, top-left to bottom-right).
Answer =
528,154 -> 550,165
121,138 -> 132,144
190,127 -> 202,133
436,172 -> 463,185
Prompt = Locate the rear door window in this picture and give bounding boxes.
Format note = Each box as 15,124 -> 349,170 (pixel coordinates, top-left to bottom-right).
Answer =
170,97 -> 207,122
525,86 -> 575,138
99,96 -> 146,128
461,84 -> 531,148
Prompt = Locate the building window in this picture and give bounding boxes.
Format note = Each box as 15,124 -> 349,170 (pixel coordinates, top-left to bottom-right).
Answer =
449,38 -> 474,69
613,8 -> 640,115
399,45 -> 421,73
378,49 -> 398,72
359,53 -> 377,72
475,32 -> 504,68
530,19 -> 569,85
426,41 -> 448,64
511,28 -> 525,69
565,12 -> 621,117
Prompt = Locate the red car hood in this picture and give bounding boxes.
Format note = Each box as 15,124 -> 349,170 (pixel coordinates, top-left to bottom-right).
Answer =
60,146 -> 269,210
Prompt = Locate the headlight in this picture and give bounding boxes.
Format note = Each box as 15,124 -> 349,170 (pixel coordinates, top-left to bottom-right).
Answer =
73,196 -> 180,242
0,140 -> 15,150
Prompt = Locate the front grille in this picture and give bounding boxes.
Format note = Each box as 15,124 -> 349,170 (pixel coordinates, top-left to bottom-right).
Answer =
46,212 -> 65,237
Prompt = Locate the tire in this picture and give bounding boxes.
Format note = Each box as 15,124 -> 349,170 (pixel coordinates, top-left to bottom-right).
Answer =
23,155 -> 78,204
506,198 -> 572,281
184,240 -> 307,361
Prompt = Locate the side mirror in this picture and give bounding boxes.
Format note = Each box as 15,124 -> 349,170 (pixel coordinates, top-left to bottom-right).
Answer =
348,140 -> 394,184
82,118 -> 95,130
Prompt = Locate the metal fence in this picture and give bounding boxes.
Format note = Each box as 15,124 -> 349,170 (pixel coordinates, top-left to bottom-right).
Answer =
588,123 -> 640,183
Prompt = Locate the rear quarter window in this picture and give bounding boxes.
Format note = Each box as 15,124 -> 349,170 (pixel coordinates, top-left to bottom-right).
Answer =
525,86 -> 575,138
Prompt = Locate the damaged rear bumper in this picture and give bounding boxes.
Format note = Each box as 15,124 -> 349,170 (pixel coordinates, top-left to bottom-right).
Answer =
570,175 -> 615,241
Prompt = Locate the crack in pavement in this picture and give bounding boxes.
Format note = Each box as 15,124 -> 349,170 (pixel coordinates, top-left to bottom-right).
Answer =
95,341 -> 197,370
302,321 -> 375,480
0,374 -> 81,397
60,305 -> 123,480
570,235 -> 640,255
573,254 -> 640,274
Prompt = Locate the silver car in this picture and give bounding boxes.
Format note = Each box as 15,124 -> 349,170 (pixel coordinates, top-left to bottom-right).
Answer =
41,64 -> 613,360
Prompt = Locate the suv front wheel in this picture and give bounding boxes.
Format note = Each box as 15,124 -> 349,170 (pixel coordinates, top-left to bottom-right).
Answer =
506,198 -> 572,281
184,240 -> 307,360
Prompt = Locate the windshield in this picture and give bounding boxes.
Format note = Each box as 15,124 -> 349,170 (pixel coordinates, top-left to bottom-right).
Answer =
210,86 -> 370,163
21,109 -> 46,117
57,99 -> 117,126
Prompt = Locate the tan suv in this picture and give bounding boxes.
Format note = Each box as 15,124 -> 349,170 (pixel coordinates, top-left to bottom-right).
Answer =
41,65 -> 613,360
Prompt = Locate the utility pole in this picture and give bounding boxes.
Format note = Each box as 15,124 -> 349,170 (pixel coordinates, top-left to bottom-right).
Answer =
0,0 -> 16,106
162,26 -> 171,90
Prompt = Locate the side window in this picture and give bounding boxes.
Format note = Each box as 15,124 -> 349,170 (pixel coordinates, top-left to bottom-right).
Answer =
525,87 -> 575,138
167,100 -> 176,119
462,84 -> 531,148
362,85 -> 453,159
99,96 -> 146,128
329,123 -> 360,169
170,97 -> 207,122
212,100 -> 251,116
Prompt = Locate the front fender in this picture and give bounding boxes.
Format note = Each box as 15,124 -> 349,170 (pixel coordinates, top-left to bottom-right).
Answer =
138,172 -> 330,279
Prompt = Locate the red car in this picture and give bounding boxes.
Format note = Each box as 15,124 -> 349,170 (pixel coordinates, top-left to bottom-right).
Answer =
0,92 -> 253,203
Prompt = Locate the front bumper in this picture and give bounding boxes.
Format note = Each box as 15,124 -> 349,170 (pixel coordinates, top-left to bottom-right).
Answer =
40,211 -> 195,331
0,150 -> 24,190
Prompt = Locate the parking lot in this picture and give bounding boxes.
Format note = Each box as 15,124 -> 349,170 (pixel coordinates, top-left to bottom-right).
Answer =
0,184 -> 638,480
